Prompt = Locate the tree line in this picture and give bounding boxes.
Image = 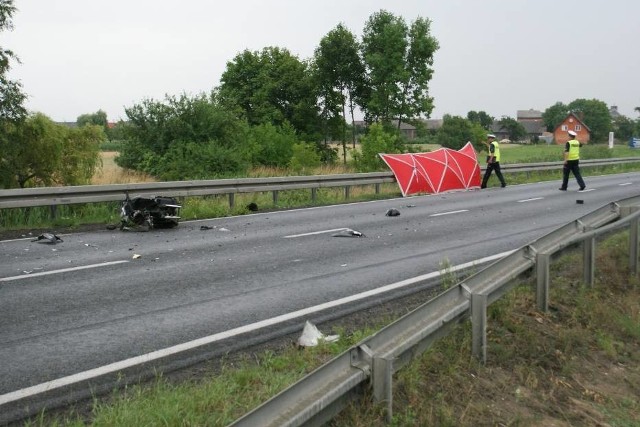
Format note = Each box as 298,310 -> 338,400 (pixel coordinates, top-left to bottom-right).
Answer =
2,0 -> 640,188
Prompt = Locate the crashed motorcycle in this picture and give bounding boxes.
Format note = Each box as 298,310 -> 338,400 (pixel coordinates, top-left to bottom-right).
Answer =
119,193 -> 181,231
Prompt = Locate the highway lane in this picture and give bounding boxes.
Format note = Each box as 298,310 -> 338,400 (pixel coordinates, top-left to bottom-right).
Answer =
1,173 -> 639,405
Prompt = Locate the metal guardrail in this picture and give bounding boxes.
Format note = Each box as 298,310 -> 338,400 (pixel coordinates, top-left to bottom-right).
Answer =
230,195 -> 640,426
0,158 -> 638,210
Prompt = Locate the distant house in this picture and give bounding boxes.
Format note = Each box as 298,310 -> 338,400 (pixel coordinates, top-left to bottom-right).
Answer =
553,112 -> 591,144
609,105 -> 622,119
352,119 -> 419,141
489,118 -> 545,143
394,120 -> 417,140
517,109 -> 543,122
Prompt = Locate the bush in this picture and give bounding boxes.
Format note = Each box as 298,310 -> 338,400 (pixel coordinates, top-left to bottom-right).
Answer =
353,123 -> 404,172
289,143 -> 321,174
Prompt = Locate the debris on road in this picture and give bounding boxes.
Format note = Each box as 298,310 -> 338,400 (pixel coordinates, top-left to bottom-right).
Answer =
297,321 -> 339,347
31,233 -> 63,244
385,208 -> 401,216
332,229 -> 365,238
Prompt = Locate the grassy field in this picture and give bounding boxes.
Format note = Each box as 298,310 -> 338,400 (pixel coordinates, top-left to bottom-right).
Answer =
91,152 -> 156,185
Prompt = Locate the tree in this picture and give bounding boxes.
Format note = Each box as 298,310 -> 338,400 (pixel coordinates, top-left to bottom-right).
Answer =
567,99 -> 612,142
542,102 -> 568,132
77,109 -> 108,129
0,0 -> 27,122
218,47 -> 321,141
1,113 -> 102,188
117,93 -> 251,179
467,110 -> 494,130
313,23 -> 366,159
612,116 -> 635,141
398,17 -> 439,122
497,116 -> 527,142
436,115 -> 485,150
360,11 -> 438,125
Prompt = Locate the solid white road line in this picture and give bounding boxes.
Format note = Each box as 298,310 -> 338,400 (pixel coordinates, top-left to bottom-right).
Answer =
283,228 -> 350,238
429,209 -> 468,217
0,260 -> 129,282
517,197 -> 544,203
619,182 -> 632,186
0,250 -> 513,406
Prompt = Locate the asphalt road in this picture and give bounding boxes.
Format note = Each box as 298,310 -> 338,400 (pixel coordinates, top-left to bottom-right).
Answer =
1,173 -> 639,418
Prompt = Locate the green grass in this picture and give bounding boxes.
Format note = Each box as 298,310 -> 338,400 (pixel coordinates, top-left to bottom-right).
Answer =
2,143 -> 639,231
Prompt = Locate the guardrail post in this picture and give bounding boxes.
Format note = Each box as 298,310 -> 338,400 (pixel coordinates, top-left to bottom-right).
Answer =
536,252 -> 550,312
630,215 -> 639,276
272,190 -> 279,206
311,188 -> 317,203
228,193 -> 235,210
49,205 -> 57,220
375,183 -> 381,194
344,185 -> 350,200
583,236 -> 595,287
373,356 -> 394,423
470,292 -> 488,364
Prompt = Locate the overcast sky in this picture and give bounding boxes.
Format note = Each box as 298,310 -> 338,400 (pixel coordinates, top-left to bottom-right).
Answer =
3,0 -> 639,123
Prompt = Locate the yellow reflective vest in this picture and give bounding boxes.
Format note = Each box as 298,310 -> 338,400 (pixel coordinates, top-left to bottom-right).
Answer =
490,140 -> 501,162
567,139 -> 580,160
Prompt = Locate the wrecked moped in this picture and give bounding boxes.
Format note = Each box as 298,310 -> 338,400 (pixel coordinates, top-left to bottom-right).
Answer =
119,193 -> 181,231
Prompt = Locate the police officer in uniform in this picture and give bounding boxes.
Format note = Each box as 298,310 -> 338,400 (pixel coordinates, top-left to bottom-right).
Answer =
481,134 -> 506,189
559,130 -> 586,191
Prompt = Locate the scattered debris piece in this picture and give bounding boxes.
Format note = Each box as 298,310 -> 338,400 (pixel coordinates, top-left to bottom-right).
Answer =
200,225 -> 214,230
132,254 -> 142,259
297,321 -> 339,347
406,204 -> 416,208
31,233 -> 63,244
385,208 -> 401,217
332,229 -> 365,238
218,227 -> 230,232
246,202 -> 259,212
105,224 -> 118,230
576,199 -> 584,204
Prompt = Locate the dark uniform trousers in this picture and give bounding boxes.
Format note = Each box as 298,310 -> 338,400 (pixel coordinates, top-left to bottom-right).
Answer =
481,162 -> 506,188
560,160 -> 585,190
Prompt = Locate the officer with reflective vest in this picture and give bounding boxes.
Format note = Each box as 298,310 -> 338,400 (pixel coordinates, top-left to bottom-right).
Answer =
559,130 -> 586,191
481,134 -> 506,188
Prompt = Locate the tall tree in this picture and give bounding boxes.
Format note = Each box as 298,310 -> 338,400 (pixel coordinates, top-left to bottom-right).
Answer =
314,23 -> 366,161
398,17 -> 439,123
218,47 -> 321,141
0,0 -> 26,122
360,10 -> 408,123
360,10 -> 438,126
467,110 -> 494,130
